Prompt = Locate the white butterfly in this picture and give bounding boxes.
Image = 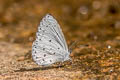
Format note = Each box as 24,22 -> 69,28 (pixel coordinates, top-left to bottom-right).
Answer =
32,14 -> 71,66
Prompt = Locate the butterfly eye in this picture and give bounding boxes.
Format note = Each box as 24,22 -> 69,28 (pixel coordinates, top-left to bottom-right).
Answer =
58,48 -> 60,49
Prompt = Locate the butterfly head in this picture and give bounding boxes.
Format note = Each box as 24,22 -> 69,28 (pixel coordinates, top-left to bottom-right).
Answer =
63,56 -> 71,62
63,51 -> 71,62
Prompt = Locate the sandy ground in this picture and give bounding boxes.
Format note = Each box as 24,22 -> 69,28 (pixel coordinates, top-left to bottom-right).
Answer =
0,41 -> 120,80
0,42 -> 83,80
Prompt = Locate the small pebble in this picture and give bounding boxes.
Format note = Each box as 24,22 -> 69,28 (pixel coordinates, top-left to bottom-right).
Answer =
107,45 -> 111,49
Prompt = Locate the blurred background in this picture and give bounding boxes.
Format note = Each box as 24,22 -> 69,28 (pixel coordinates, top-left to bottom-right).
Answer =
0,0 -> 120,46
0,0 -> 120,79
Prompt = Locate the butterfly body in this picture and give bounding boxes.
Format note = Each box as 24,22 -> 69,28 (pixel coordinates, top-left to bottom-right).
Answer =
32,14 -> 71,66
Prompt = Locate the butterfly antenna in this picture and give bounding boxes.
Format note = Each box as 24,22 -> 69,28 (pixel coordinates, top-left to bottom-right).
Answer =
69,40 -> 79,53
68,40 -> 90,53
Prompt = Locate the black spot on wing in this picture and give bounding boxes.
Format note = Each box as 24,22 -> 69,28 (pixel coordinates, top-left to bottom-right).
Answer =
44,54 -> 46,57
42,59 -> 45,61
50,60 -> 52,62
53,52 -> 55,55
32,55 -> 35,57
49,40 -> 51,42
43,48 -> 45,50
36,56 -> 41,59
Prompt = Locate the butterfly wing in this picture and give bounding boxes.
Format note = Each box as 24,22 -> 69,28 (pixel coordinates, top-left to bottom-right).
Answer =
32,14 -> 70,66
32,36 -> 68,66
38,14 -> 68,51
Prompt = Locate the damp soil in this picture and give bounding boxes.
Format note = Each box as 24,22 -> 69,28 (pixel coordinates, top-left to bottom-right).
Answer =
0,0 -> 120,80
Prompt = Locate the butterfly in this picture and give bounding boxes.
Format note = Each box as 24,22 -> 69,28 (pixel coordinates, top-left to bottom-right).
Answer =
32,14 -> 71,66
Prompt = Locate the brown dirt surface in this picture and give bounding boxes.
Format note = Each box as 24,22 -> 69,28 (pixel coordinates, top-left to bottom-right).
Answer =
0,0 -> 120,80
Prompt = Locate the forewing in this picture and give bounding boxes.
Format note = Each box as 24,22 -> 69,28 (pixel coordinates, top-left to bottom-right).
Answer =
37,14 -> 68,51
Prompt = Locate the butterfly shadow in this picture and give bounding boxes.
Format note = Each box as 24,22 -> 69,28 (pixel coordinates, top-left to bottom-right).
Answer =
14,65 -> 64,72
